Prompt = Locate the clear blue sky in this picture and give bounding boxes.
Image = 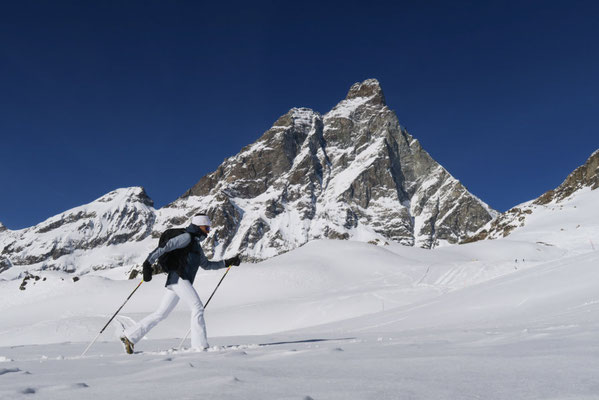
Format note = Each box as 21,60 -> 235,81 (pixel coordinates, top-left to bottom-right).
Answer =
1,1 -> 598,229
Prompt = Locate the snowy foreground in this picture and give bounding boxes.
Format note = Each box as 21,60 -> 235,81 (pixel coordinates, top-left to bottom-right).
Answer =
2,322 -> 599,400
1,189 -> 599,399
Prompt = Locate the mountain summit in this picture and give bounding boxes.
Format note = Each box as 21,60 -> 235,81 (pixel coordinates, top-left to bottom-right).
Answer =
162,79 -> 496,260
345,78 -> 386,105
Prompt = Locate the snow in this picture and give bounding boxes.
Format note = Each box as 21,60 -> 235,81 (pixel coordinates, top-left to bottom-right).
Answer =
482,186 -> 599,254
289,107 -> 318,129
325,137 -> 387,200
233,108 -> 317,162
323,96 -> 375,120
5,328 -> 599,400
1,186 -> 599,398
0,187 -> 156,277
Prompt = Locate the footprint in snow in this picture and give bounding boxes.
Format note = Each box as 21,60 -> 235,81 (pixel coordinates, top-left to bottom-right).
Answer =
70,383 -> 90,389
39,382 -> 89,392
204,376 -> 242,385
224,351 -> 248,358
21,387 -> 36,394
0,368 -> 21,375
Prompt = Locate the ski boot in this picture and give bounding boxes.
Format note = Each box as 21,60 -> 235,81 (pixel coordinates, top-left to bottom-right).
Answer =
120,336 -> 134,354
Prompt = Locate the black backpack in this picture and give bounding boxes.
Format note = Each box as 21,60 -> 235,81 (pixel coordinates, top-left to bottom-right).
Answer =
157,228 -> 191,275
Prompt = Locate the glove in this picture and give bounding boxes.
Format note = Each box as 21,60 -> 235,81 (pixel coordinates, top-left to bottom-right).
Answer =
142,261 -> 153,282
225,255 -> 241,267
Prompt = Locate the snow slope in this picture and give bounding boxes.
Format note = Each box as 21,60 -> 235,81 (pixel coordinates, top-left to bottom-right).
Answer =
0,238 -> 567,347
1,240 -> 598,399
0,184 -> 598,399
493,186 -> 599,253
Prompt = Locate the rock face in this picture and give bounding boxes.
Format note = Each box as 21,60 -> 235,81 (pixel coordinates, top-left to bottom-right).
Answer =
534,150 -> 599,205
165,79 -> 496,260
0,79 -> 497,274
465,149 -> 599,242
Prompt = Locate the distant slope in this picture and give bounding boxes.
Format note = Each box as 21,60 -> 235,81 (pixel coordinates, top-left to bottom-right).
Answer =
465,149 -> 599,253
312,250 -> 599,335
0,187 -> 156,278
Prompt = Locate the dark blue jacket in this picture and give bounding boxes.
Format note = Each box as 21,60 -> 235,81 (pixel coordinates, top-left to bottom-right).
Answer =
145,224 -> 225,286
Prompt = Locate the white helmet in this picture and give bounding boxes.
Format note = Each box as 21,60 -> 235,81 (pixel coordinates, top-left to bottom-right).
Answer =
191,214 -> 211,227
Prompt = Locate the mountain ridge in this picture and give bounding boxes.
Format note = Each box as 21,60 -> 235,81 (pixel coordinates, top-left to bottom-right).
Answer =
464,149 -> 599,243
2,79 -> 498,275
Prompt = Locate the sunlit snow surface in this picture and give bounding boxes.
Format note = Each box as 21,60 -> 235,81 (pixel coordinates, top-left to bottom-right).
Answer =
1,188 -> 598,399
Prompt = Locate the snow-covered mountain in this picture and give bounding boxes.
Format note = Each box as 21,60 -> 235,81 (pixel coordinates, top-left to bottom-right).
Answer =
162,79 -> 496,260
0,79 -> 496,275
465,149 -> 599,251
0,187 -> 156,277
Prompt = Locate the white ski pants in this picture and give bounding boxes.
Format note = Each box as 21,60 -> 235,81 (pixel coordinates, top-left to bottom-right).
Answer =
124,279 -> 209,350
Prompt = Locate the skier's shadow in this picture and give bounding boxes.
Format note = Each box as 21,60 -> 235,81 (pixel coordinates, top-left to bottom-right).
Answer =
228,337 -> 356,349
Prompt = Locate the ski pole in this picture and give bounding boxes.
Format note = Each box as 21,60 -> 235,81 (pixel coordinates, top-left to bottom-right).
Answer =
81,280 -> 144,357
177,265 -> 232,350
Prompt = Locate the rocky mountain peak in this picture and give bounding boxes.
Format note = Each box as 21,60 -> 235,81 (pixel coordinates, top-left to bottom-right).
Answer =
97,187 -> 154,207
0,222 -> 6,233
534,149 -> 599,205
167,79 -> 495,260
345,78 -> 386,105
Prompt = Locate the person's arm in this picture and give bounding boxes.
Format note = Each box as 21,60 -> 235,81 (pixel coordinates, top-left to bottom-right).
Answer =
142,233 -> 191,281
202,259 -> 226,270
146,233 -> 192,265
201,254 -> 240,270
198,249 -> 241,271
198,246 -> 225,270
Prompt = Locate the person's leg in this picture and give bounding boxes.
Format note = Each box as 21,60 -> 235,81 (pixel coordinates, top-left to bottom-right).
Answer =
169,279 -> 208,350
124,287 -> 179,344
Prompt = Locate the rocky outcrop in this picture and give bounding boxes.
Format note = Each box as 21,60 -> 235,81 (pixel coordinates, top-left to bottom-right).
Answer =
534,150 -> 599,205
0,256 -> 12,274
465,149 -> 599,242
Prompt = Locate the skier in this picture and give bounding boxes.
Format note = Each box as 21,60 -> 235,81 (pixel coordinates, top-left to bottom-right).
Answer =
120,214 -> 240,354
